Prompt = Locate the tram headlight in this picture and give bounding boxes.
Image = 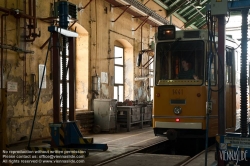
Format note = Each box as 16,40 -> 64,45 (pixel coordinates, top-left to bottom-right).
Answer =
173,106 -> 182,115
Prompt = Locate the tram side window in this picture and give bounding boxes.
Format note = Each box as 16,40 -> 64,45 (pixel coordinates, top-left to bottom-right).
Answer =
226,49 -> 233,83
206,59 -> 216,86
206,49 -> 217,85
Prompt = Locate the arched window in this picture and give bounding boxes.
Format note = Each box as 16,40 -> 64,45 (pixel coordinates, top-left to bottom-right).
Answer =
149,58 -> 154,100
113,46 -> 124,102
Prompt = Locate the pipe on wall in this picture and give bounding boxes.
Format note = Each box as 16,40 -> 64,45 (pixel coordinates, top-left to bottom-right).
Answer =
1,13 -> 9,89
0,0 -> 40,91
0,7 -> 35,20
140,24 -> 143,77
23,0 -> 27,103
25,0 -> 40,42
27,0 -> 32,39
0,0 -> 40,43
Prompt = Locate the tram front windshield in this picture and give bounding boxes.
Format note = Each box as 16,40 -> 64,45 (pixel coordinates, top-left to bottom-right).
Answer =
155,40 -> 205,85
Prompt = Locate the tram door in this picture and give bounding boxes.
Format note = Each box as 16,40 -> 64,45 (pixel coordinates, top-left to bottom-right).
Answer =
225,48 -> 234,128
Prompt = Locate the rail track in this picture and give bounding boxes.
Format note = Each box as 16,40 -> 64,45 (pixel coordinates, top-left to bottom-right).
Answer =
94,138 -> 215,166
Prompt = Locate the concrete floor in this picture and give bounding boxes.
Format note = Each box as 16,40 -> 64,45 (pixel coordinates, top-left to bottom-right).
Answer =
81,127 -> 169,166
181,145 -> 217,166
6,126 -> 217,166
8,126 -> 167,166
102,153 -> 190,166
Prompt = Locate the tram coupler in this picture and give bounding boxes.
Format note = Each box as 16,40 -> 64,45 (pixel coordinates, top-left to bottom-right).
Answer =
215,131 -> 250,165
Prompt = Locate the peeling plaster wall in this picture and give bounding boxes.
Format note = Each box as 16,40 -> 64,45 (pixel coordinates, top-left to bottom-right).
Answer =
124,47 -> 134,100
1,0 -> 54,143
76,34 -> 89,109
1,0 -> 184,143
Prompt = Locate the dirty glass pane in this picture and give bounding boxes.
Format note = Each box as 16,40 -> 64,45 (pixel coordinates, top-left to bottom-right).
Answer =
150,87 -> 154,101
114,46 -> 123,65
118,85 -> 123,102
114,86 -> 117,100
115,66 -> 123,84
113,85 -> 123,102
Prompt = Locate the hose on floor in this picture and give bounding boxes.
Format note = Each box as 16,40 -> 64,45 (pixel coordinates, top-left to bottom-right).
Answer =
27,33 -> 52,148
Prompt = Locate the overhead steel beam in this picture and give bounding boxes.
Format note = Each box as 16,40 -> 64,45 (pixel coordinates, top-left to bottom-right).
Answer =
181,5 -> 196,17
182,0 -> 205,18
167,0 -> 187,15
187,8 -> 205,20
177,3 -> 192,15
167,0 -> 180,8
153,0 -> 169,9
163,0 -> 171,4
184,7 -> 206,28
154,0 -> 198,29
178,0 -> 210,15
120,0 -> 170,24
195,18 -> 206,29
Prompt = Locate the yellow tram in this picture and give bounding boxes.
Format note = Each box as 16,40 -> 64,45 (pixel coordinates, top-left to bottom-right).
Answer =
152,25 -> 242,140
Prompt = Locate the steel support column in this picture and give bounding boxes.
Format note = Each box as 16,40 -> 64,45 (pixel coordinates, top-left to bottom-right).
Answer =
240,9 -> 249,137
217,15 -> 226,166
217,15 -> 226,135
52,33 -> 60,123
68,37 -> 76,121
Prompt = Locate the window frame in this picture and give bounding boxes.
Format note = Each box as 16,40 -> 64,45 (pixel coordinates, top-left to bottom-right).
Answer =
113,46 -> 124,102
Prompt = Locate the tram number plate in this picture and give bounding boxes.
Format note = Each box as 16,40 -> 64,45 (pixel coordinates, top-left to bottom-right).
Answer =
172,89 -> 183,95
